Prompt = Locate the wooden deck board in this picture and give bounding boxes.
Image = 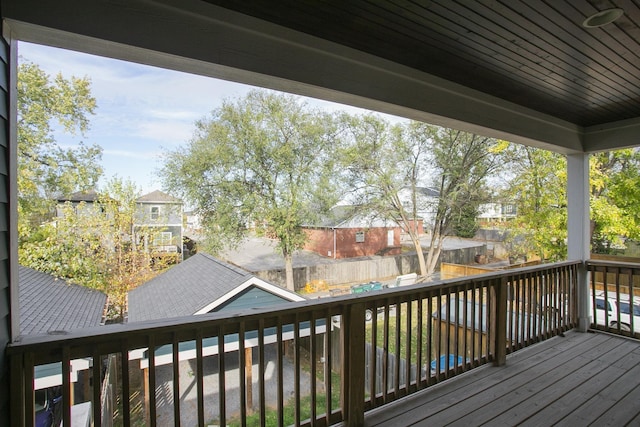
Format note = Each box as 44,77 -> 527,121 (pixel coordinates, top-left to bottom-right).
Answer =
363,331 -> 640,427
521,342 -> 640,426
365,331 -> 602,427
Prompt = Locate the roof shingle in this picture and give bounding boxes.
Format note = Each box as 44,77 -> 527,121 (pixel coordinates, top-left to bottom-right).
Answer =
19,266 -> 107,336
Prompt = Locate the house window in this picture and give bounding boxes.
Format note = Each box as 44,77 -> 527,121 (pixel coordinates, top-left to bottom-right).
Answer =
153,231 -> 172,246
355,231 -> 365,243
150,206 -> 160,220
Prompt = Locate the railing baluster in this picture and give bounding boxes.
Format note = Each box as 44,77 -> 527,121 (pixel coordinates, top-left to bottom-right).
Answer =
310,310 -> 317,425
121,341 -> 130,427
172,333 -> 180,426
427,293 -> 434,385
394,298 -> 401,393
218,325 -> 226,427
470,286 -> 476,367
382,303 -> 389,400
93,347 -> 102,427
462,286 -> 468,371
416,295 -> 424,388
238,322 -> 247,427
444,291 -> 451,378
370,300 -> 377,402
148,335 -> 157,427
454,288 -> 460,375
324,309 -> 332,423
405,298 -> 411,392
196,329 -> 204,427
277,317 -> 284,427
293,313 -> 300,426
258,317 -> 265,426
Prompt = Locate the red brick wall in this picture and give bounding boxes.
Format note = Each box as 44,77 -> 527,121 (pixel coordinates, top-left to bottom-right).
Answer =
304,227 -> 401,259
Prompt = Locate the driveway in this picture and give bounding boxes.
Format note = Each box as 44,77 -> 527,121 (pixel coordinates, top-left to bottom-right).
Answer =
221,236 -> 335,271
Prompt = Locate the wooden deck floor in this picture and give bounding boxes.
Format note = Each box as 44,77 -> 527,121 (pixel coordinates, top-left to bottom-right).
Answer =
364,331 -> 640,426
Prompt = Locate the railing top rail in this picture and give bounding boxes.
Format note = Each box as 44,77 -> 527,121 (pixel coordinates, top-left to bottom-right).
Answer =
587,259 -> 640,269
8,260 -> 581,355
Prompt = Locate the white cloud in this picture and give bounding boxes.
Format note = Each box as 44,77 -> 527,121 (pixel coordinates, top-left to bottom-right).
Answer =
18,41 -> 407,193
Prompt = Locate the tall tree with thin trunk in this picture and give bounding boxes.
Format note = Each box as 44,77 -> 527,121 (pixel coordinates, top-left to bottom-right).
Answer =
17,60 -> 102,226
160,90 -> 339,291
339,115 -> 432,276
424,128 -> 504,274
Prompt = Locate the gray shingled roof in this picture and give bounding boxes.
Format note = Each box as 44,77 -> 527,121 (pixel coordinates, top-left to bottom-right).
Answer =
136,190 -> 182,203
19,266 -> 107,336
128,253 -> 259,322
57,189 -> 100,203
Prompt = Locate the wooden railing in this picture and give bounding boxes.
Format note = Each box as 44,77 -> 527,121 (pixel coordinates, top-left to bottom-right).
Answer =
587,259 -> 640,338
8,261 -> 578,427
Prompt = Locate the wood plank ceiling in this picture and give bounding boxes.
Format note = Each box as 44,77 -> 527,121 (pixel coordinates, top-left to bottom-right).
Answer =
203,0 -> 640,128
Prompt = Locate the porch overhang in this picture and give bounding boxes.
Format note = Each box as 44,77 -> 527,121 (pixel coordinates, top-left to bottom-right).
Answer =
4,0 -> 640,154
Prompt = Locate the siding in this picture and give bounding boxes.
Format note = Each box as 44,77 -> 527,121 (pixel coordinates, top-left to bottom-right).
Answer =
213,286 -> 290,312
304,227 -> 401,259
0,18 -> 11,427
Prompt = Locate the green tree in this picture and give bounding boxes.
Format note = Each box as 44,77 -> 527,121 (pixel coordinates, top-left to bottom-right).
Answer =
503,147 -> 640,260
424,128 -> 504,274
18,60 -> 102,226
19,178 -> 168,321
340,119 -> 501,276
339,115 -> 433,276
590,149 -> 640,253
502,145 -> 567,261
160,90 -> 340,291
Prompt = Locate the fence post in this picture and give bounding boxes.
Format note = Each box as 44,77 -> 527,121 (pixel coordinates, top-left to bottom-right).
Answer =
341,302 -> 366,426
492,277 -> 508,366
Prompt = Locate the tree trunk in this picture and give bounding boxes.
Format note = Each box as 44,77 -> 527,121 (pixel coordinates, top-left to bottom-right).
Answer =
409,232 -> 427,276
425,229 -> 443,276
284,252 -> 295,291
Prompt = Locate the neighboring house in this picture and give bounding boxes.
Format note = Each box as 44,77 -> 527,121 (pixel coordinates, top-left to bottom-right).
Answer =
134,190 -> 184,260
127,252 -> 304,322
56,189 -> 108,219
397,186 -> 440,230
478,202 -> 517,225
302,205 -> 402,259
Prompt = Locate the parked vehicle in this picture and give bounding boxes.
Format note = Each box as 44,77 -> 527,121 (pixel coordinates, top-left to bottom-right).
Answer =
592,291 -> 640,332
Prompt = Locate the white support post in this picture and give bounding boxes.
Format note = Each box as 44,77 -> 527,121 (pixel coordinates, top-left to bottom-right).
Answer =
566,153 -> 591,332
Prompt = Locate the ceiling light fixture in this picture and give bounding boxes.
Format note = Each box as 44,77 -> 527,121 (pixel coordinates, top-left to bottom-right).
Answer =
582,8 -> 624,28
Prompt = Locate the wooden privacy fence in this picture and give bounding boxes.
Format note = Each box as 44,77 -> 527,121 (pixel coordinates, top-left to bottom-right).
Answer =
256,245 -> 487,290
9,261 -> 578,427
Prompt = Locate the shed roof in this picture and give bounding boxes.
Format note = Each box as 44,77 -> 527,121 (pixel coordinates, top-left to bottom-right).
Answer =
19,266 -> 107,336
127,253 -> 303,322
307,205 -> 399,229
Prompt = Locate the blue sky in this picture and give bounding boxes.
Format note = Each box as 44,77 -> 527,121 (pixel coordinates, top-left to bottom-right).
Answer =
19,42 -> 396,195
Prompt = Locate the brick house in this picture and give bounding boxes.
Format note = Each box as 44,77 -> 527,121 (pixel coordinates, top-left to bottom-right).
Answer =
303,206 -> 401,259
